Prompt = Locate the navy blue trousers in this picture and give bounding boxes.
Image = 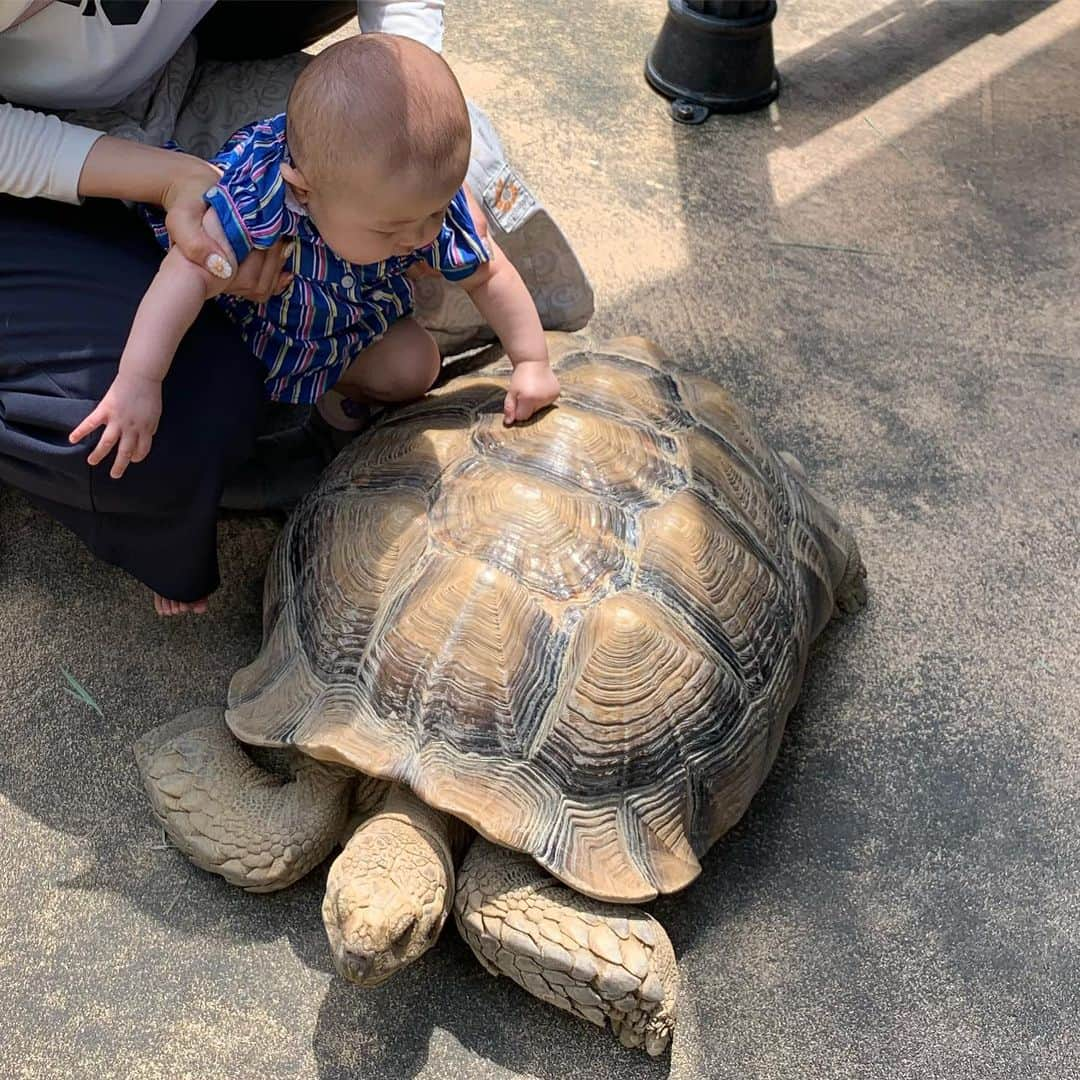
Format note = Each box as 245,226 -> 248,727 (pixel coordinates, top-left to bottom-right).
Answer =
0,195 -> 262,601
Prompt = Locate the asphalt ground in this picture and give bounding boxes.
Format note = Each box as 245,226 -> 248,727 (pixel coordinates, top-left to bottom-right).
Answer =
1,2 -> 1077,1077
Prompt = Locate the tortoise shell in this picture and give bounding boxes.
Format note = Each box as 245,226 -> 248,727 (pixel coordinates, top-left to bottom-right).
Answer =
227,335 -> 839,902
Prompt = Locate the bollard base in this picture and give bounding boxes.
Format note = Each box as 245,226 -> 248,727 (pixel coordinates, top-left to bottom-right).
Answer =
646,0 -> 780,118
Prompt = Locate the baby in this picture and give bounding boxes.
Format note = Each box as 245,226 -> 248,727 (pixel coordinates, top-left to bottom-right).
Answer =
69,34 -> 560,485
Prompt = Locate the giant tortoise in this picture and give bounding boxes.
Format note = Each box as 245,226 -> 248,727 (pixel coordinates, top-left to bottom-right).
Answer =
135,334 -> 866,1055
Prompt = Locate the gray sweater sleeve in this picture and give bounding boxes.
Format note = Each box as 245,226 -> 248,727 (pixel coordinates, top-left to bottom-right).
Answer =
0,101 -> 104,202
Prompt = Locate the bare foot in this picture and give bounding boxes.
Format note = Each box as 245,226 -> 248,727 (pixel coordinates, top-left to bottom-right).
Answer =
153,593 -> 209,617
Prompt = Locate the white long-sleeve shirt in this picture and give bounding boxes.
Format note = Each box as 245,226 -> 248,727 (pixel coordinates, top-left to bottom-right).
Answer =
0,0 -> 445,202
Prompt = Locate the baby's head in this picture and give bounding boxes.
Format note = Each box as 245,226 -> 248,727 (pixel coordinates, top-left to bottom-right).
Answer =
282,34 -> 472,264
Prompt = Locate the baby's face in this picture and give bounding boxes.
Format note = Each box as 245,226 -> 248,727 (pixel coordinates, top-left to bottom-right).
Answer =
303,169 -> 459,265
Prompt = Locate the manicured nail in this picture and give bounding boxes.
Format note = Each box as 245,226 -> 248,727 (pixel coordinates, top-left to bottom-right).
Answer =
205,253 -> 233,279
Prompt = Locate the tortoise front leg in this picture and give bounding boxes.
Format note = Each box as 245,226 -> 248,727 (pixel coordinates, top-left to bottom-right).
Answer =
322,784 -> 469,987
454,839 -> 678,1056
134,708 -> 355,892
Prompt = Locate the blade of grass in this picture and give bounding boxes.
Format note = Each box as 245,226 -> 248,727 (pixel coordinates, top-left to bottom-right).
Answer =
59,666 -> 104,718
61,686 -> 86,707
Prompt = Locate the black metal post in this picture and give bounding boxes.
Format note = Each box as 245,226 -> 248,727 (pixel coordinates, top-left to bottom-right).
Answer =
646,0 -> 780,124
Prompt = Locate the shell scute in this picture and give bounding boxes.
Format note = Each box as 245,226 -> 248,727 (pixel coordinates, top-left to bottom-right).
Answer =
637,490 -> 790,697
430,460 -> 629,601
682,430 -> 788,567
676,371 -> 780,480
533,593 -> 742,799
353,556 -> 565,765
320,414 -> 472,494
298,490 -> 428,681
555,351 -> 691,431
472,404 -> 684,510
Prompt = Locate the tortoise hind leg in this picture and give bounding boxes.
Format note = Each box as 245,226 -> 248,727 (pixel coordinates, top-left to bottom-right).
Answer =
779,451 -> 867,616
454,838 -> 678,1056
831,527 -> 867,613
134,708 -> 355,892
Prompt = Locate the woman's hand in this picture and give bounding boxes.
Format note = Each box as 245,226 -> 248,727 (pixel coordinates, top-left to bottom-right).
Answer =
69,372 -> 162,480
223,237 -> 294,303
76,137 -> 289,301
162,162 -> 293,304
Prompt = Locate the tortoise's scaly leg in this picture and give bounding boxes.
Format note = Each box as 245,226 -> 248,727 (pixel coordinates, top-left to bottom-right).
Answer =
454,838 -> 678,1056
134,708 -> 355,892
322,784 -> 468,987
832,528 -> 868,613
780,451 -> 868,616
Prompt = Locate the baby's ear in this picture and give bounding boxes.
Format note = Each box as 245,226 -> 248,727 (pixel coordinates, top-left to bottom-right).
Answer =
280,161 -> 312,204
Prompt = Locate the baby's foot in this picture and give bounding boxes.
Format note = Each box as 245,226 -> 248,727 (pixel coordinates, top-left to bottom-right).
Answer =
153,593 -> 209,617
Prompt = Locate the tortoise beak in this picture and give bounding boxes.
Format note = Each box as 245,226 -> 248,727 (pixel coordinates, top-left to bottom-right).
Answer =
326,892 -> 426,987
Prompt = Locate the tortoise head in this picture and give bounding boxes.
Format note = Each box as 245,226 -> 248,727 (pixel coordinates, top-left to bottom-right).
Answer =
320,789 -> 457,987
323,875 -> 443,986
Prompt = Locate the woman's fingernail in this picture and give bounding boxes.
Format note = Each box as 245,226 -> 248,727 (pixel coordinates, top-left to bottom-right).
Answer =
205,253 -> 233,279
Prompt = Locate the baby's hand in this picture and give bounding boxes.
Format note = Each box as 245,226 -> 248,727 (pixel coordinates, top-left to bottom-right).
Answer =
69,373 -> 162,480
504,359 -> 560,425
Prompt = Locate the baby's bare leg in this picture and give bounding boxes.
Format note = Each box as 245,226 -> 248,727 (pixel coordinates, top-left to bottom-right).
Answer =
333,317 -> 441,405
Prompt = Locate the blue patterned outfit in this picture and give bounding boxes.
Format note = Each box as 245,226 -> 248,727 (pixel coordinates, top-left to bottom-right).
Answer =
144,113 -> 489,403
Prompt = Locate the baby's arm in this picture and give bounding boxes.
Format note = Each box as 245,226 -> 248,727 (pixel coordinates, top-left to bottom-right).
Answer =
459,241 -> 560,425
68,209 -> 234,479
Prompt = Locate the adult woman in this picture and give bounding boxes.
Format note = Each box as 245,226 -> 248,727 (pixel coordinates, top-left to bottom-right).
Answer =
0,1 -> 448,615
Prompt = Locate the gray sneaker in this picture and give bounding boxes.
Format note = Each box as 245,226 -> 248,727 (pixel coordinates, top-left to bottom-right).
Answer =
415,102 -> 595,356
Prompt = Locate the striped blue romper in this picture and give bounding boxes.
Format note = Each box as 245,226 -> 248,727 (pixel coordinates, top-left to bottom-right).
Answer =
144,113 -> 490,403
